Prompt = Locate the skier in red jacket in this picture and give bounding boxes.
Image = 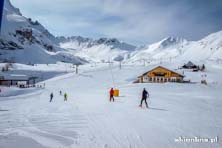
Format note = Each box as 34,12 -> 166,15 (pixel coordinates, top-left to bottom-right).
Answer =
109,88 -> 115,102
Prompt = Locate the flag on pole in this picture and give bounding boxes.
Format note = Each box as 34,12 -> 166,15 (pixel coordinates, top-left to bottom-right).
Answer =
0,0 -> 5,34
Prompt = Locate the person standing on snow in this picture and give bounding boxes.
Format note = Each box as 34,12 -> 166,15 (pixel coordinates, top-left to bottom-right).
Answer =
109,88 -> 115,102
50,93 -> 53,102
139,88 -> 149,108
64,93 -> 68,101
59,90 -> 62,95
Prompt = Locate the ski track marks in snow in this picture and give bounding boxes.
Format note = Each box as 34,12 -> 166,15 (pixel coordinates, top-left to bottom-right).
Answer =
0,64 -> 222,148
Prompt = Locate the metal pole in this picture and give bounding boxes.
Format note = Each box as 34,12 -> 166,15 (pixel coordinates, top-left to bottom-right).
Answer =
76,65 -> 78,74
119,61 -> 121,70
0,0 -> 5,34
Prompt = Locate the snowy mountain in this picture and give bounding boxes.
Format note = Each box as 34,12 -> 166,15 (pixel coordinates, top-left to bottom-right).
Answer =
0,0 -> 86,64
57,36 -> 136,62
179,31 -> 222,62
1,0 -> 222,65
128,32 -> 222,63
128,37 -> 188,63
58,31 -> 222,64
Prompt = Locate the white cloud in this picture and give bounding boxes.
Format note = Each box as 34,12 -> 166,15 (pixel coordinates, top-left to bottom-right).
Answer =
10,0 -> 222,45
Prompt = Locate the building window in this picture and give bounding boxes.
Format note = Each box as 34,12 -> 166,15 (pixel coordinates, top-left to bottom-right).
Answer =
160,78 -> 164,82
171,77 -> 176,82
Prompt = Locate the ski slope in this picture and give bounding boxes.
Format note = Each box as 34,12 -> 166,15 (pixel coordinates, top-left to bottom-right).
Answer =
0,63 -> 222,148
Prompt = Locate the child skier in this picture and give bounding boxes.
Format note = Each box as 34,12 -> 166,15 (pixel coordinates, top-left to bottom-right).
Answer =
139,88 -> 149,108
50,93 -> 53,102
64,93 -> 68,101
109,88 -> 114,102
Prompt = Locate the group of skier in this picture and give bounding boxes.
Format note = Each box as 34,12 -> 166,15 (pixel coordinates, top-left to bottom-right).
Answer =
109,88 -> 149,108
49,87 -> 149,108
49,91 -> 68,102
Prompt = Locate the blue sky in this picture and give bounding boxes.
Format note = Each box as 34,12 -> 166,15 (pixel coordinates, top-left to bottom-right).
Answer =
10,0 -> 222,45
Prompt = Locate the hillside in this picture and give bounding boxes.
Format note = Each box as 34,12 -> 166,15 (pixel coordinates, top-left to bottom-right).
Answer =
128,37 -> 188,63
179,31 -> 222,62
57,32 -> 222,64
0,0 -> 86,64
57,36 -> 136,62
128,32 -> 222,64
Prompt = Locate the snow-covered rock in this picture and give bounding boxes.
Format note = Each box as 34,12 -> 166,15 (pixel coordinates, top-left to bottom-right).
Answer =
57,36 -> 136,62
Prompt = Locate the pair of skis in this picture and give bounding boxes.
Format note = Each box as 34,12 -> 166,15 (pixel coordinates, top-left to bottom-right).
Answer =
139,105 -> 149,109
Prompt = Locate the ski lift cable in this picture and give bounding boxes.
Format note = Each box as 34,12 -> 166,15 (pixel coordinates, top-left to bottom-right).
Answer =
109,62 -> 116,88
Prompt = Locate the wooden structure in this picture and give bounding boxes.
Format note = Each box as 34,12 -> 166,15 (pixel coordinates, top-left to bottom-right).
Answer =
182,61 -> 197,69
0,74 -> 37,87
138,66 -> 184,83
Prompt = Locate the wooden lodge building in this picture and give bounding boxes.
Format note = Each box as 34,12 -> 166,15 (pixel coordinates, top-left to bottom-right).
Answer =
138,66 -> 184,83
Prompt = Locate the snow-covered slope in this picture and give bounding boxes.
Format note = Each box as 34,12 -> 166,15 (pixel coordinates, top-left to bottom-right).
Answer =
1,63 -> 222,148
128,32 -> 222,64
57,36 -> 136,62
129,37 -> 188,63
0,0 -> 86,64
179,31 -> 222,62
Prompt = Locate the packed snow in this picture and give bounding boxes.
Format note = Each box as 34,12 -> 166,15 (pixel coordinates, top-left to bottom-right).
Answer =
0,62 -> 222,148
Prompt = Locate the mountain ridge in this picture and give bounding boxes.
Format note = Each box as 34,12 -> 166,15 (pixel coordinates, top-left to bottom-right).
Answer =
1,0 -> 222,64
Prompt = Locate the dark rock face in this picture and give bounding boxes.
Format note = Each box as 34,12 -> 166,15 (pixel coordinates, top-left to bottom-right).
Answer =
0,38 -> 23,50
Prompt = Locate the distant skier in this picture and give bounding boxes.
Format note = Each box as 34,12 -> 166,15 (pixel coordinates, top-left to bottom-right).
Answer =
59,90 -> 62,95
109,88 -> 114,102
50,93 -> 53,102
139,88 -> 149,108
64,93 -> 68,101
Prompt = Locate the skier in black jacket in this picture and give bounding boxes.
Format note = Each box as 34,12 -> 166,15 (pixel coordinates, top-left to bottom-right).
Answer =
50,93 -> 53,102
139,88 -> 149,108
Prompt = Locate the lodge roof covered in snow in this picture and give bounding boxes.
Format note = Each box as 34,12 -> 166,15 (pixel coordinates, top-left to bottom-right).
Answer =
139,66 -> 184,78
